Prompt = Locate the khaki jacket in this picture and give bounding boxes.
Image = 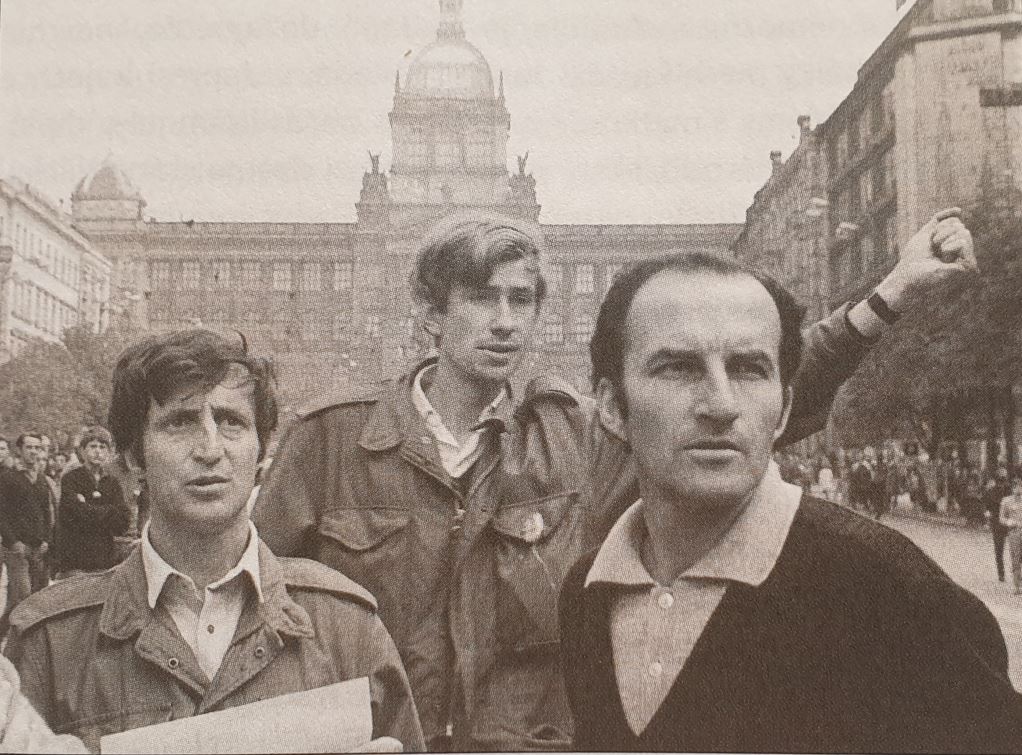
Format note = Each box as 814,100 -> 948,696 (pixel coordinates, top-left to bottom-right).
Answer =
5,541 -> 425,754
253,304 -> 872,751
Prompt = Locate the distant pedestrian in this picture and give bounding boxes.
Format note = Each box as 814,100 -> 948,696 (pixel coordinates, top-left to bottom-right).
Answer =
999,478 -> 1022,595
985,469 -> 1012,582
53,427 -> 131,578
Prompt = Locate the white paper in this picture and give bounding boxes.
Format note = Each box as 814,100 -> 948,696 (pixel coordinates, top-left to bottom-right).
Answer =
100,677 -> 371,754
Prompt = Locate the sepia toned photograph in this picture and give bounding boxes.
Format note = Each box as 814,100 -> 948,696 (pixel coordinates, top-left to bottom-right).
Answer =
0,0 -> 1021,751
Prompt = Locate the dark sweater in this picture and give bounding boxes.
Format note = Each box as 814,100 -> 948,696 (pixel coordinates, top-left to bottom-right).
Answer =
54,465 -> 130,572
0,467 -> 52,548
560,496 -> 1022,753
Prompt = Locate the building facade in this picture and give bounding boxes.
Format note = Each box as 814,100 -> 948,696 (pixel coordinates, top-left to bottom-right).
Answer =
735,0 -> 1022,309
68,0 -> 740,410
0,177 -> 112,364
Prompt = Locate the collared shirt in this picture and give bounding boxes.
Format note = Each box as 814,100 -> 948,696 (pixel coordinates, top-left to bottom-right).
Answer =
141,521 -> 264,681
586,462 -> 803,735
411,363 -> 507,479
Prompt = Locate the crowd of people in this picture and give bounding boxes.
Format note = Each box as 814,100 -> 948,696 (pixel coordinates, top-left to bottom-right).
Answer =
0,209 -> 1019,753
0,428 -> 135,627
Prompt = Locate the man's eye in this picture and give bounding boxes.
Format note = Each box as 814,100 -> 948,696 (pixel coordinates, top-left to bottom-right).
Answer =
511,292 -> 536,307
653,362 -> 699,379
167,416 -> 191,429
734,360 -> 769,379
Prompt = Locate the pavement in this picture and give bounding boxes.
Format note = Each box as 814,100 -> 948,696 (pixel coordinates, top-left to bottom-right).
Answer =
879,508 -> 1022,691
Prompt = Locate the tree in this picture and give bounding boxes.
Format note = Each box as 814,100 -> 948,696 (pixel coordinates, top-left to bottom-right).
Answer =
832,201 -> 1022,467
0,323 -> 145,445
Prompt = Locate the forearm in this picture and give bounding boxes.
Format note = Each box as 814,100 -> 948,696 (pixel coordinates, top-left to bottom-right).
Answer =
778,303 -> 876,446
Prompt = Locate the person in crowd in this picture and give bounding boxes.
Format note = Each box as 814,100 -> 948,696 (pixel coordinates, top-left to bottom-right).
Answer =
816,457 -> 834,501
5,330 -> 422,753
558,242 -> 1022,753
53,426 -> 131,579
963,466 -> 986,526
0,433 -> 53,624
907,461 -> 933,512
1000,477 -> 1022,596
46,452 -> 68,482
0,436 -> 14,470
986,467 -> 1013,582
255,208 -> 977,751
848,447 -> 875,512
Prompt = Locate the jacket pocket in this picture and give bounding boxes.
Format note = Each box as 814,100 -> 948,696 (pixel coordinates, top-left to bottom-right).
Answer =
59,705 -> 174,752
318,508 -> 410,552
490,493 -> 582,650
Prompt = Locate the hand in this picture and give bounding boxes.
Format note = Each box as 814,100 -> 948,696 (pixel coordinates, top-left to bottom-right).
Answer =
352,737 -> 404,753
875,208 -> 978,310
9,542 -> 26,555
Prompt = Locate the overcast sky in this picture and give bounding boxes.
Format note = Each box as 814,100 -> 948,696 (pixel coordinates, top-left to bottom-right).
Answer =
0,1 -> 909,224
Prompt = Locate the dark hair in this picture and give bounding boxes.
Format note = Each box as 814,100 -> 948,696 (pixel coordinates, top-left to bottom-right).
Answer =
15,432 -> 42,450
590,251 -> 806,393
109,329 -> 278,468
78,425 -> 113,450
411,216 -> 547,314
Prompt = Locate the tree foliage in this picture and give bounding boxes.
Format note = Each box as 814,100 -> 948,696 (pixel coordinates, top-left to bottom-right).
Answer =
832,202 -> 1022,454
0,323 -> 145,444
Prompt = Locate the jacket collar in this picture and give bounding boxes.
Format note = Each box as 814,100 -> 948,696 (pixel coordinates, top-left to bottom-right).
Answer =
99,537 -> 314,643
358,357 -> 516,452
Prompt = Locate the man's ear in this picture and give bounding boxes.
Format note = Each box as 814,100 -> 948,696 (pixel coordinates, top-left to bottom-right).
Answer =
596,377 -> 628,444
773,385 -> 794,443
422,304 -> 443,341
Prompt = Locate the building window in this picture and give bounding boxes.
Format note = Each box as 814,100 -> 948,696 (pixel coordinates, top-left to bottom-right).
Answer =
334,262 -> 353,290
182,261 -> 201,290
435,138 -> 460,168
365,314 -> 381,339
241,261 -> 261,288
213,261 -> 231,288
272,262 -> 292,292
333,311 -> 351,340
606,264 -> 624,290
543,317 -> 564,344
572,313 -> 594,344
546,263 -> 562,295
859,171 -> 873,208
300,262 -> 322,291
150,262 -> 171,288
575,264 -> 594,295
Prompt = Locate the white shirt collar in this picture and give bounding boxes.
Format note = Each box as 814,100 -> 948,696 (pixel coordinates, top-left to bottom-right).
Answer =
141,520 -> 264,609
411,363 -> 507,443
586,461 -> 803,589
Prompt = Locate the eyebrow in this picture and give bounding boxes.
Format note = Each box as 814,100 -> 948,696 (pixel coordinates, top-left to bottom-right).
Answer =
646,347 -> 777,366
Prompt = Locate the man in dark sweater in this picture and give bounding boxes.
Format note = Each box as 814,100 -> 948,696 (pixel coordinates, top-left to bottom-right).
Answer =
0,433 -> 52,616
53,425 -> 131,577
559,214 -> 1022,753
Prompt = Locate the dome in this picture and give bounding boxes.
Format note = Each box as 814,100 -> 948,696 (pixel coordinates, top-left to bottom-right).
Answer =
405,38 -> 494,100
72,156 -> 143,201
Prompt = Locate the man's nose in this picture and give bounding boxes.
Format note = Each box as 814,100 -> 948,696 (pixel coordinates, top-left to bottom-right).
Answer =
490,297 -> 518,336
192,412 -> 225,463
696,368 -> 740,425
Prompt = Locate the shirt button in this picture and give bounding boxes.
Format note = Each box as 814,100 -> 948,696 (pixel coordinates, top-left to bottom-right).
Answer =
167,657 -> 180,669
657,592 -> 675,610
254,646 -> 266,658
648,662 -> 663,678
207,624 -> 215,634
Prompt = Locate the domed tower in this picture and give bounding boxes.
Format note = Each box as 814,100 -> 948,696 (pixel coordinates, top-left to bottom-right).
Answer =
385,0 -> 538,224
70,155 -> 147,231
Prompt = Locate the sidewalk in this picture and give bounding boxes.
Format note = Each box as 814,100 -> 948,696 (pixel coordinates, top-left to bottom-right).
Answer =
815,490 -> 979,530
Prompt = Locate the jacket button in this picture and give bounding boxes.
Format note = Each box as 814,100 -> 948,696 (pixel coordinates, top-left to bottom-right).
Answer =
254,646 -> 266,658
167,657 -> 180,669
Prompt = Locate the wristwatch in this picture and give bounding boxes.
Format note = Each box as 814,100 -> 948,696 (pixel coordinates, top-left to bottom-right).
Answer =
866,290 -> 900,325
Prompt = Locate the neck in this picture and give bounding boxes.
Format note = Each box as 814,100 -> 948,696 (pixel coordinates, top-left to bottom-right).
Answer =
23,464 -> 37,482
148,514 -> 251,591
426,359 -> 503,437
640,489 -> 751,585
